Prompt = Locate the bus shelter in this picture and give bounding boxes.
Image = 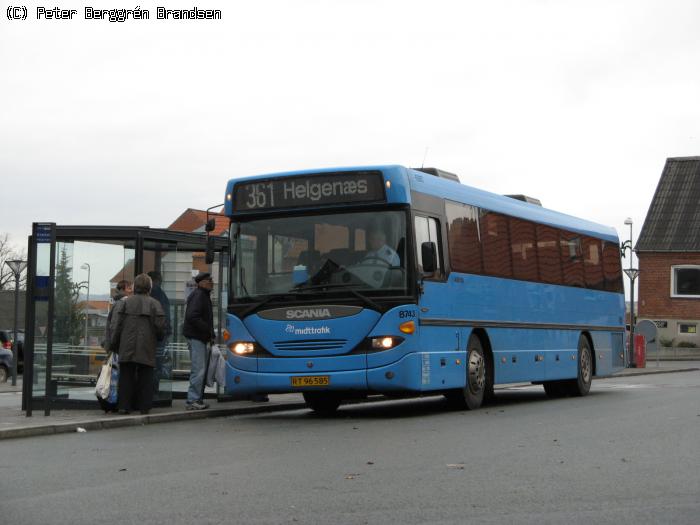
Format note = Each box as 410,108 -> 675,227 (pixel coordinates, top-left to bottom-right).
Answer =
22,223 -> 228,416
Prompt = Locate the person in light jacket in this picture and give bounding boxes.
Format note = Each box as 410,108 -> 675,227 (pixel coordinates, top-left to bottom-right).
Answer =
110,273 -> 166,414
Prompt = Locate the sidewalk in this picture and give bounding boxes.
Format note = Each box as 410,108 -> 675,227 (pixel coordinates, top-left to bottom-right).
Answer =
1,361 -> 698,441
0,385 -> 308,440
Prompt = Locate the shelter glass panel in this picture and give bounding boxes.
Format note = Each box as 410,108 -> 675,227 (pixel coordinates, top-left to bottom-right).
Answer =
143,240 -> 178,403
29,238 -> 53,402
51,240 -> 135,404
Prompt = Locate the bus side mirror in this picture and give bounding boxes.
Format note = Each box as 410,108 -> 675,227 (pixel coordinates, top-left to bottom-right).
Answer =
421,242 -> 437,274
205,218 -> 216,232
205,236 -> 216,265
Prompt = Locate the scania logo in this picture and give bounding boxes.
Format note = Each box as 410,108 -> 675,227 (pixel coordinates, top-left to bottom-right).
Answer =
257,305 -> 362,321
285,308 -> 332,319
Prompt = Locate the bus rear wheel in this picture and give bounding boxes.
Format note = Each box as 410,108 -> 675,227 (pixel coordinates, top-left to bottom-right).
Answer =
445,334 -> 489,410
564,335 -> 593,397
543,380 -> 566,398
544,336 -> 593,398
303,392 -> 341,415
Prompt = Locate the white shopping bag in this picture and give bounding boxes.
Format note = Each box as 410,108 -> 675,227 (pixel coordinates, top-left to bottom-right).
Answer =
95,353 -> 114,400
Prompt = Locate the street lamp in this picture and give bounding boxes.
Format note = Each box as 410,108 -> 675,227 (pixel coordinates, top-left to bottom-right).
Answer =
4,259 -> 27,386
622,218 -> 639,367
81,263 -> 91,347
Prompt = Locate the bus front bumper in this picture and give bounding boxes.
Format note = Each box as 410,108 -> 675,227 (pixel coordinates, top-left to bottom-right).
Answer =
224,351 -> 468,396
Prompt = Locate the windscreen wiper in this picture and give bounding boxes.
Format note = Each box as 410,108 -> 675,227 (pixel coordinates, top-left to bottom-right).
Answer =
237,287 -> 349,317
293,283 -> 381,312
237,293 -> 297,318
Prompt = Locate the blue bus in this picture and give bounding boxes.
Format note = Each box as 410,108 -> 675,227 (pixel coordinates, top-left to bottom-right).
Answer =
220,165 -> 625,413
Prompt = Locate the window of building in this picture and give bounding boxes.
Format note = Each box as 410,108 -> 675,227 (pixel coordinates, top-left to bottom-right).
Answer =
671,266 -> 700,298
679,323 -> 697,334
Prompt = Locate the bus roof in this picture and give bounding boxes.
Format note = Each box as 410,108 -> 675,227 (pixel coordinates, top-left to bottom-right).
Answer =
225,165 -> 619,242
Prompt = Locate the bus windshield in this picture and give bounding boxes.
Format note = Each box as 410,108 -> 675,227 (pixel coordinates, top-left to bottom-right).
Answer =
230,209 -> 408,302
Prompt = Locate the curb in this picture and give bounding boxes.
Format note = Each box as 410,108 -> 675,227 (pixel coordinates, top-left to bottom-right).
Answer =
606,367 -> 699,379
0,401 -> 308,441
2,366 -> 698,441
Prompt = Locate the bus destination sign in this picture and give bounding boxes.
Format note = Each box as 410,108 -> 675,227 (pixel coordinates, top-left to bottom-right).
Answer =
233,170 -> 385,211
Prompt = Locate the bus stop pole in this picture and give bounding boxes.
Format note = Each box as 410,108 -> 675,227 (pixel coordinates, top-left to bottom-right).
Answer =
629,275 -> 636,367
44,224 -> 57,416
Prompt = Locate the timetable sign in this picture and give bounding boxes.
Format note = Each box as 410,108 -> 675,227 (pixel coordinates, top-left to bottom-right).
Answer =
233,171 -> 386,211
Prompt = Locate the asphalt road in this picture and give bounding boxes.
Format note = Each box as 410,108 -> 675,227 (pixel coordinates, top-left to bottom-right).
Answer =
2,372 -> 700,525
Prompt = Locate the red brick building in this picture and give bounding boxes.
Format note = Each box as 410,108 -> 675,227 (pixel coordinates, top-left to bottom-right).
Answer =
168,208 -> 228,236
636,157 -> 700,344
107,207 -> 228,295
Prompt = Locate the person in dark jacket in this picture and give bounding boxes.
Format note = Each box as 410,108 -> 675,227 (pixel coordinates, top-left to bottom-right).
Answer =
110,273 -> 165,414
147,270 -> 172,398
103,279 -> 132,351
183,271 -> 215,410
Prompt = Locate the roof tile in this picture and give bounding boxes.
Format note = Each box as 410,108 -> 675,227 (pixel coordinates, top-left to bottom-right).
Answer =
636,157 -> 700,251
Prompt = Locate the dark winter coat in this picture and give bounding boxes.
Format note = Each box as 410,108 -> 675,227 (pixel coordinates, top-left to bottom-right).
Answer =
150,284 -> 172,336
102,292 -> 127,351
110,294 -> 166,367
183,287 -> 215,343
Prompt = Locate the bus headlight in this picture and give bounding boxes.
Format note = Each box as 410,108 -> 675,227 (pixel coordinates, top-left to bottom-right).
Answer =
371,336 -> 404,350
230,342 -> 255,355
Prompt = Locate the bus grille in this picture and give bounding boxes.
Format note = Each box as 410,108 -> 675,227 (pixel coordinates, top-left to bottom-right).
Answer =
273,339 -> 348,352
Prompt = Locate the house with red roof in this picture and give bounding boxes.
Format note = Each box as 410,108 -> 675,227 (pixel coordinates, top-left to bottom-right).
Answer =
636,157 -> 700,346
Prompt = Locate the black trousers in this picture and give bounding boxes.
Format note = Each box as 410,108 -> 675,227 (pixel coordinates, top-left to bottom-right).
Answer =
118,362 -> 154,412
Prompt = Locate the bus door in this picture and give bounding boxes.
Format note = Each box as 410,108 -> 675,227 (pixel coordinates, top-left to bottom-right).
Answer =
414,214 -> 461,356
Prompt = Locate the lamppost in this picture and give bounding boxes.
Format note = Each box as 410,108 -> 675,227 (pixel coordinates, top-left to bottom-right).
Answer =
4,259 -> 27,386
622,218 -> 639,367
81,263 -> 91,347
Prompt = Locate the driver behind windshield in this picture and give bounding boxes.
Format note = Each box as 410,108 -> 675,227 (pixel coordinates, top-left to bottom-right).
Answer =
364,223 -> 400,266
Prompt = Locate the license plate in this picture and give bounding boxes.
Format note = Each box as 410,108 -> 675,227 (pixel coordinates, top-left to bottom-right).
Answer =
291,375 -> 330,387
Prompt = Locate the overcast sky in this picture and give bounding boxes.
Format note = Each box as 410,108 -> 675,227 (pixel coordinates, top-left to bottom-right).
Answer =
2,0 -> 699,290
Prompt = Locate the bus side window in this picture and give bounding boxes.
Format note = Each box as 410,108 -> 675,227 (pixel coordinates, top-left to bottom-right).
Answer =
582,236 -> 604,290
480,211 -> 513,278
446,201 -> 482,274
415,216 -> 442,275
602,241 -> 624,293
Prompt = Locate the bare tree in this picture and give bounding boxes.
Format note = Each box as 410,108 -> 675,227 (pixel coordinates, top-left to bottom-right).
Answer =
0,233 -> 27,290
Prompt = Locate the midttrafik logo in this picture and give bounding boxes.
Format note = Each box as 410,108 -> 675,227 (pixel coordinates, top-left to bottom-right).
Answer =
285,324 -> 331,335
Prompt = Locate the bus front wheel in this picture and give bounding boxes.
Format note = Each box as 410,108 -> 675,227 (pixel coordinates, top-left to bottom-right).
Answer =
303,392 -> 341,415
445,335 -> 489,410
